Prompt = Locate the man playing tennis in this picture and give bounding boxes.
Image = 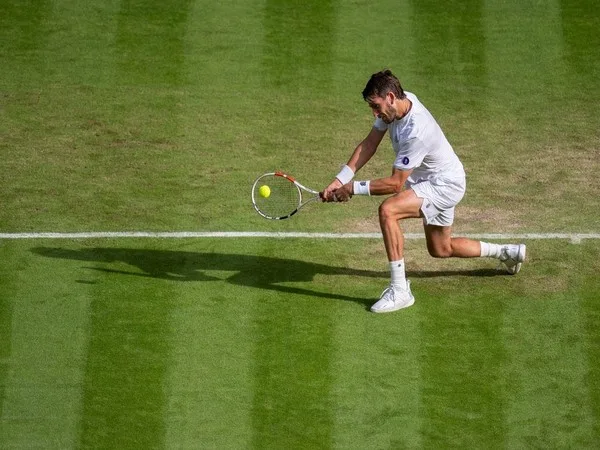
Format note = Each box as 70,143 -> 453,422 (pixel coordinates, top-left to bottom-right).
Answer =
321,69 -> 525,313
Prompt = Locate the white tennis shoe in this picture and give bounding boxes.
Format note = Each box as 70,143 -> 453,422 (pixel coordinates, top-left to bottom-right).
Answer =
499,244 -> 526,274
370,280 -> 415,313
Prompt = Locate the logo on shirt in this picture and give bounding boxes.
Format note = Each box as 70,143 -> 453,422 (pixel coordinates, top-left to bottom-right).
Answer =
402,156 -> 410,165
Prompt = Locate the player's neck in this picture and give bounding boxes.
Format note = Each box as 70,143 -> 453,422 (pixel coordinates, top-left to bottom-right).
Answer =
395,98 -> 412,120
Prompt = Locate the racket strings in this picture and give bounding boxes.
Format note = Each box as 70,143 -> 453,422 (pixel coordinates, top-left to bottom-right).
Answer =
253,176 -> 301,218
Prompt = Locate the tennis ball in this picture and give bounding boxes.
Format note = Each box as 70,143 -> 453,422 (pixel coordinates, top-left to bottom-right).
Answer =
259,185 -> 271,198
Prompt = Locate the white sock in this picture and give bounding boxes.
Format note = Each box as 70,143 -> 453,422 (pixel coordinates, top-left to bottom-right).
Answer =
390,259 -> 407,290
480,242 -> 503,258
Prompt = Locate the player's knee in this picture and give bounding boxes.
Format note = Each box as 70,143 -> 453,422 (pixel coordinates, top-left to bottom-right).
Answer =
378,201 -> 394,222
378,200 -> 405,223
428,245 -> 452,258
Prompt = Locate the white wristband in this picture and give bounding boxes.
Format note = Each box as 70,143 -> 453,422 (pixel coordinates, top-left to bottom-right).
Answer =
335,165 -> 354,185
353,180 -> 371,196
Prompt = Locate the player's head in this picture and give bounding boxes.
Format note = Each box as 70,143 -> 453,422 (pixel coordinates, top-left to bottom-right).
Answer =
362,70 -> 406,124
362,69 -> 406,102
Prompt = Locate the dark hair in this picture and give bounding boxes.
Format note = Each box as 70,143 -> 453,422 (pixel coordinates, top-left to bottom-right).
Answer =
362,69 -> 405,100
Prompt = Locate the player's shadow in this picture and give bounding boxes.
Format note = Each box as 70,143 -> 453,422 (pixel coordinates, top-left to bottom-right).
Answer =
31,247 -> 387,307
31,247 -> 506,307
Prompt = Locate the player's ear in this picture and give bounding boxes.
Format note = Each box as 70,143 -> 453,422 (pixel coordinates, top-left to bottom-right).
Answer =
387,91 -> 396,103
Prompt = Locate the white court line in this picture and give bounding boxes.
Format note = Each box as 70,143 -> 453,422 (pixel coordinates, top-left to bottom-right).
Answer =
0,231 -> 599,244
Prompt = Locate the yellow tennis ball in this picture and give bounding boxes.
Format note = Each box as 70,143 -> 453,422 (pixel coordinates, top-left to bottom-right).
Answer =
259,185 -> 271,198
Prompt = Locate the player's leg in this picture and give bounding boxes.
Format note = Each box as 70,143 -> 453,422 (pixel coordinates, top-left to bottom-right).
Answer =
423,220 -> 526,274
371,189 -> 422,313
378,189 -> 422,261
415,178 -> 526,273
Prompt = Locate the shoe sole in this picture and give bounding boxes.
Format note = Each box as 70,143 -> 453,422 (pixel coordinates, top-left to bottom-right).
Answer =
507,244 -> 526,275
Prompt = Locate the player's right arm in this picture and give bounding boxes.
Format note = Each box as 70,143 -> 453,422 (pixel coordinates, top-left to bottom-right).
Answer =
322,127 -> 386,201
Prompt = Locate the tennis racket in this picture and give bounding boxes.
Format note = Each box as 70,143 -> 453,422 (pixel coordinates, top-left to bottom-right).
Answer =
252,171 -> 322,220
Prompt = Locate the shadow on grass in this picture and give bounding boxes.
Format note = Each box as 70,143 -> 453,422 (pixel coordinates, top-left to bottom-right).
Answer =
31,247 -> 506,306
31,247 -> 387,307
409,268 -> 507,278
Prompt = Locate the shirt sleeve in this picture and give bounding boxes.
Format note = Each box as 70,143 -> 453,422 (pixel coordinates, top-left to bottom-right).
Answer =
373,118 -> 387,131
393,137 -> 428,170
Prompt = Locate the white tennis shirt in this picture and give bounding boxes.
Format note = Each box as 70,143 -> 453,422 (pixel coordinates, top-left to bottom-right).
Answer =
373,91 -> 465,185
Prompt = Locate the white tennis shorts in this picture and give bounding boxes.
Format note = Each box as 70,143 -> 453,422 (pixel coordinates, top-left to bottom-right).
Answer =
408,176 -> 466,226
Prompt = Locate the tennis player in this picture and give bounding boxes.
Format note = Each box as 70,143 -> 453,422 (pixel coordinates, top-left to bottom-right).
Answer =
321,70 -> 525,313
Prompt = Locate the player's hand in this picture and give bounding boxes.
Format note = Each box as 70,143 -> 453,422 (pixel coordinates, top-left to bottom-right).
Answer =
332,183 -> 353,202
320,179 -> 342,202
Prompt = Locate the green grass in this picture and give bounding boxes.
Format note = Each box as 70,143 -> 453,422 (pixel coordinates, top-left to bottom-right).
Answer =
1,0 -> 600,448
1,238 -> 599,448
